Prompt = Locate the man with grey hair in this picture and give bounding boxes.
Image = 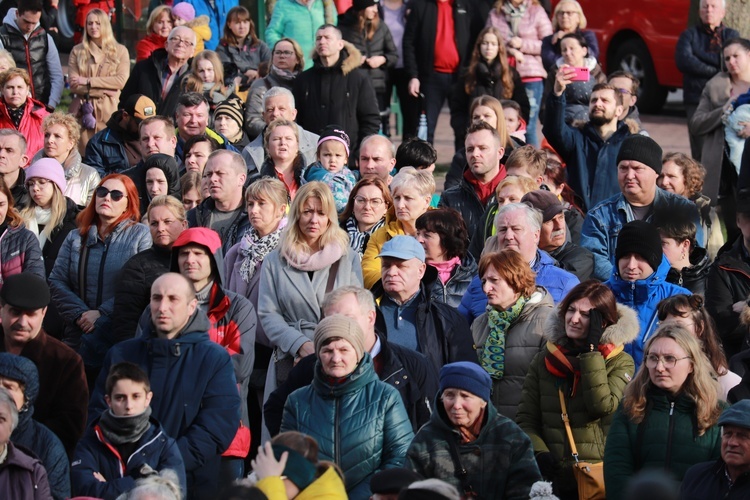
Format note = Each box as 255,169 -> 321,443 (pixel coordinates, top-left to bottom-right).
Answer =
264,285 -> 437,436
241,86 -> 319,175
187,150 -> 250,253
120,26 -> 196,118
359,134 -> 397,183
458,203 -> 578,323
0,129 -> 30,208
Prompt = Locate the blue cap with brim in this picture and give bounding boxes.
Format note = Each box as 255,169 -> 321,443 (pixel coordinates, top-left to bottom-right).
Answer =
378,235 -> 425,262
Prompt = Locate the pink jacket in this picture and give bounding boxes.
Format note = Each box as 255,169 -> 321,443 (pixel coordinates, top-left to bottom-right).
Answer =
487,0 -> 552,80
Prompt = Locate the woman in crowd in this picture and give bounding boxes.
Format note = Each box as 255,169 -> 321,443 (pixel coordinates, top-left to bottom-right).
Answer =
361,167 -> 434,288
185,50 -> 234,110
68,8 -> 130,152
49,174 -> 151,379
472,249 -> 555,420
0,178 -> 44,285
258,181 -> 362,395
0,49 -> 14,73
487,0 -> 553,146
244,38 -> 305,140
280,315 -> 413,499
0,69 -> 48,160
180,171 -> 203,212
32,113 -> 101,207
603,325 -> 724,500
407,362 -> 541,499
516,281 -> 638,497
112,195 -> 187,343
136,6 -> 173,62
259,119 -> 305,199
183,134 -> 219,177
415,208 -> 477,309
131,154 -> 182,218
216,6 -> 271,91
339,0 -> 398,136
214,96 -> 250,149
340,177 -> 392,257
265,0 -> 337,70
657,218 -> 710,295
541,0 -> 598,71
657,294 -> 741,400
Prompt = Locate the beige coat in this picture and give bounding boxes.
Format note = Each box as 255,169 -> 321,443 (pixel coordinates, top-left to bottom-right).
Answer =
68,42 -> 130,153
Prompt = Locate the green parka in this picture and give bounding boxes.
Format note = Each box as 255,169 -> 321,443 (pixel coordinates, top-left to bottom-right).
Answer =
516,304 -> 640,467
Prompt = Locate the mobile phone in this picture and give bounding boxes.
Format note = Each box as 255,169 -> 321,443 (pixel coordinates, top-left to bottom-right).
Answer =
569,67 -> 590,82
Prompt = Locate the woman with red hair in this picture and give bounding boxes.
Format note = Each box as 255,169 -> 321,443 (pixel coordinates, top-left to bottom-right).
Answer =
49,174 -> 151,381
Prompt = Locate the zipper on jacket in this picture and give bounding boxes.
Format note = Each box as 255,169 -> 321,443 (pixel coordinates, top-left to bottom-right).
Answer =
664,401 -> 676,470
334,397 -> 341,464
95,241 -> 110,307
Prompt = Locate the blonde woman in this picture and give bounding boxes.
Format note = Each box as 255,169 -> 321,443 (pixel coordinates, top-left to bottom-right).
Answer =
68,8 -> 130,152
361,167 -> 434,288
603,324 -> 724,500
0,49 -> 15,73
136,5 -> 173,62
184,50 -> 234,110
32,114 -> 101,207
258,181 -> 363,395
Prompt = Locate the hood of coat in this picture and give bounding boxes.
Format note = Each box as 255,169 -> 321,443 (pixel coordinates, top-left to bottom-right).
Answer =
170,227 -> 226,286
543,303 -> 640,347
311,41 -> 363,76
143,153 -> 182,199
140,305 -> 212,345
0,353 -> 38,429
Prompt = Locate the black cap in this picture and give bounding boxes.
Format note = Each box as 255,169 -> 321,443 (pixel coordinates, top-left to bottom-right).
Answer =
370,468 -> 423,494
1,273 -> 50,310
616,135 -> 663,174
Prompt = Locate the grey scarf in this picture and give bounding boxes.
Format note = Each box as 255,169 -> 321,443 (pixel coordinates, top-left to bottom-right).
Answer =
98,406 -> 152,445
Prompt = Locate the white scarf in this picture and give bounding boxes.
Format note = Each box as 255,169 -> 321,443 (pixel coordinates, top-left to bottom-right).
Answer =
25,207 -> 53,248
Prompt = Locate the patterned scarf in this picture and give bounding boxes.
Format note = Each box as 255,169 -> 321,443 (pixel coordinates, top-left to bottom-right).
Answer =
481,296 -> 528,379
345,215 -> 385,255
501,0 -> 529,37
8,104 -> 23,129
270,64 -> 298,83
239,218 -> 287,283
544,341 -> 623,397
702,22 -> 725,53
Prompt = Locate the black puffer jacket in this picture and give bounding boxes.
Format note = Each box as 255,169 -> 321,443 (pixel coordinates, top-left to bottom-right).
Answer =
666,246 -> 710,295
463,60 -> 530,121
123,153 -> 182,217
427,253 -> 477,309
0,21 -> 49,103
438,176 -> 502,239
40,198 -> 80,277
119,48 -> 191,118
339,9 -> 398,94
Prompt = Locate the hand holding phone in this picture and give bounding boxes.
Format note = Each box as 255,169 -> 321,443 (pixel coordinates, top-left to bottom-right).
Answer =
569,67 -> 590,82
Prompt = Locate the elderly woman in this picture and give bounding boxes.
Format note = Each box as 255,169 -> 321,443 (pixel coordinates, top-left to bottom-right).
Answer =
68,8 -> 130,152
259,181 -> 362,395
0,178 -> 44,285
259,119 -> 305,199
280,315 -> 414,499
49,174 -> 152,378
472,249 -> 555,420
0,69 -> 49,160
415,208 -> 477,309
603,325 -> 724,500
340,177 -> 392,257
33,113 -> 101,207
362,167 -> 434,288
245,38 -> 305,140
136,5 -> 173,62
407,362 -> 541,498
516,281 -> 639,496
541,0 -> 599,71
0,388 -> 52,498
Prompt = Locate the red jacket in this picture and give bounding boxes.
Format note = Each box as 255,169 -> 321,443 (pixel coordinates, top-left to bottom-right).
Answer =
0,97 -> 49,163
136,33 -> 167,62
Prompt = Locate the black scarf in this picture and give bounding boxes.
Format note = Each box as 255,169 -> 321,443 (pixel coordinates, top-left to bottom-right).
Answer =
7,104 -> 24,129
98,406 -> 152,445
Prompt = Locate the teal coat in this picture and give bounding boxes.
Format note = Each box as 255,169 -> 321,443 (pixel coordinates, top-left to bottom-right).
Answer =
281,354 -> 414,500
265,0 -> 337,70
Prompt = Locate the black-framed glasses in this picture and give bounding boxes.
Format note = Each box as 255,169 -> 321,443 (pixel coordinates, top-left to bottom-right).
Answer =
169,37 -> 194,47
96,187 -> 127,202
273,50 -> 294,56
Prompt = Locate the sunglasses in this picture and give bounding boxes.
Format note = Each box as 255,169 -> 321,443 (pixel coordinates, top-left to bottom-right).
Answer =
95,186 -> 127,202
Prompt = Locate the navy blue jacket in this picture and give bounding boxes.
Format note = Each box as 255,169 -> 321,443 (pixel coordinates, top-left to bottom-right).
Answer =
676,23 -> 739,105
84,123 -> 133,176
71,416 -> 185,499
680,459 -> 750,500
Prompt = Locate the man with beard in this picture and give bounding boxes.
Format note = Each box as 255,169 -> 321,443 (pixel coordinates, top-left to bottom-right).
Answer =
543,72 -> 633,211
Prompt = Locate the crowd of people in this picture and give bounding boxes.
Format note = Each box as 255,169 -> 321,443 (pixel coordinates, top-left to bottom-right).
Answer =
0,0 -> 749,499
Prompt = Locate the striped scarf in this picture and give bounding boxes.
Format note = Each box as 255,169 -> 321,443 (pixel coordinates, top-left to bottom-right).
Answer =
481,297 -> 527,379
544,341 -> 623,397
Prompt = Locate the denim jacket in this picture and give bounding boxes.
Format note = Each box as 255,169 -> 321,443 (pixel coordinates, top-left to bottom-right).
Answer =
581,189 -> 704,281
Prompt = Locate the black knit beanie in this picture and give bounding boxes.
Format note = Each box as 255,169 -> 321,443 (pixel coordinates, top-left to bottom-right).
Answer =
616,135 -> 663,174
615,220 -> 663,272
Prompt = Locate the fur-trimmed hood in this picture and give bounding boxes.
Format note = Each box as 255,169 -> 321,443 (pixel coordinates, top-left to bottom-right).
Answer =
543,303 -> 640,347
570,117 -> 642,135
311,41 -> 363,76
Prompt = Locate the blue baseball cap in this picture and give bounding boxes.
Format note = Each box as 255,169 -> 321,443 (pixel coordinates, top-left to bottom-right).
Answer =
378,235 -> 425,262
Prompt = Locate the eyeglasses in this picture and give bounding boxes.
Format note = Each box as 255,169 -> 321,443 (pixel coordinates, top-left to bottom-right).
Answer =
169,37 -> 194,47
645,354 -> 691,369
273,50 -> 295,57
26,178 -> 50,189
354,196 -> 384,208
96,186 -> 127,202
616,88 -> 634,96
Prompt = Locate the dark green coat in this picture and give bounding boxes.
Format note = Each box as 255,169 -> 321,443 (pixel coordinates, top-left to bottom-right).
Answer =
603,390 -> 724,500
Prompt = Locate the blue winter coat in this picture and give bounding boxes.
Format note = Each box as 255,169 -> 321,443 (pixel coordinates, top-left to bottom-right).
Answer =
174,0 -> 233,50
88,310 -> 241,497
605,255 -> 691,367
83,123 -> 132,176
458,250 -> 579,324
71,417 -> 186,499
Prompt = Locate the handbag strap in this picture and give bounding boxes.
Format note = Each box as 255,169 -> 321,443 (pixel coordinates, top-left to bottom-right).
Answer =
325,258 -> 341,294
558,388 -> 580,463
446,436 -> 477,497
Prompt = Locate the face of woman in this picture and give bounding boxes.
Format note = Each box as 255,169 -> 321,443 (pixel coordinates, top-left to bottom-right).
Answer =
471,105 -> 498,129
319,339 -> 359,378
0,401 -> 12,448
393,187 -> 430,225
0,191 -> 9,225
229,17 -> 251,40
2,76 -> 28,109
556,2 -> 581,32
44,123 -> 76,163
86,14 -> 102,40
182,188 -> 202,212
145,168 -> 169,198
196,59 -> 215,84
148,205 -> 186,248
185,142 -> 213,175
215,115 -> 241,140
364,5 -> 378,19
247,196 -> 285,237
442,388 -> 487,428
268,126 -> 299,164
496,185 -> 525,206
154,12 -> 172,38
725,44 -> 750,78
27,177 -> 55,209
298,196 -> 329,247
352,184 -> 387,227
560,38 -> 586,67
646,337 -> 694,395
479,33 -> 500,62
657,161 -> 687,197
482,264 -> 520,310
272,41 -> 298,71
416,229 -> 447,263
95,178 -> 129,223
565,297 -> 593,341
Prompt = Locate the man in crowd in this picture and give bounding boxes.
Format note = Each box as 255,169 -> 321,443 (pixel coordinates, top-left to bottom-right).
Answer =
0,273 -> 87,458
0,1 -> 63,108
174,92 -> 237,160
359,134 -> 397,183
84,94 -> 157,176
0,129 -> 30,208
608,71 -> 646,129
543,79 -> 633,211
581,135 -> 703,281
90,272 -> 240,499
187,150 -> 249,253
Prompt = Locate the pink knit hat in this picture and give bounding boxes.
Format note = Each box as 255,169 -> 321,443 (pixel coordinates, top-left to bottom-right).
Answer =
25,158 -> 67,194
171,3 -> 196,22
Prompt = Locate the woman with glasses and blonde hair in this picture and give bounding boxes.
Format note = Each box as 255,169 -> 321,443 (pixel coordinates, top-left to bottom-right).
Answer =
340,177 -> 392,257
68,8 -> 130,152
540,0 -> 598,71
603,324 -> 724,500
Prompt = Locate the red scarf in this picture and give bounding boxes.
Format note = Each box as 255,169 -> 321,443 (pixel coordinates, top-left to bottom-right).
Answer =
463,167 -> 506,205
